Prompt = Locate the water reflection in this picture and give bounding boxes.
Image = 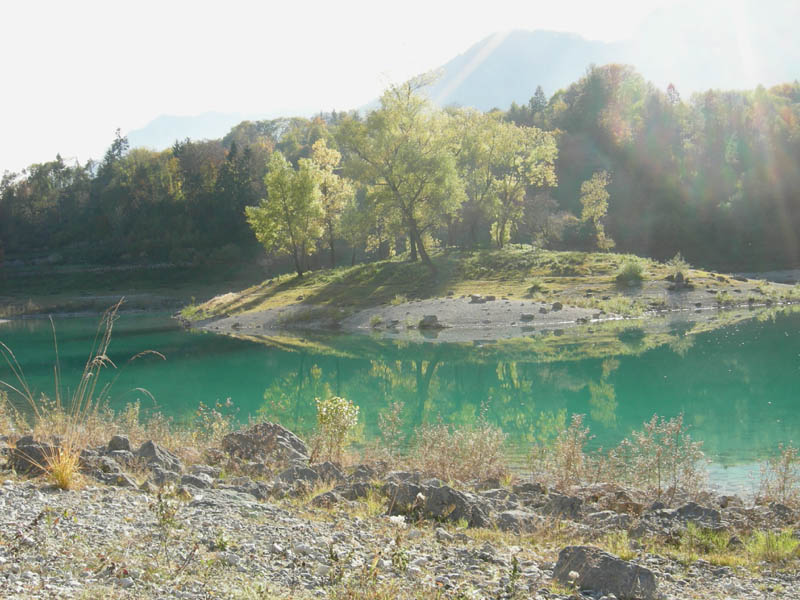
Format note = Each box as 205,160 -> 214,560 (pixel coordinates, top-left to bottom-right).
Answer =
1,307 -> 799,475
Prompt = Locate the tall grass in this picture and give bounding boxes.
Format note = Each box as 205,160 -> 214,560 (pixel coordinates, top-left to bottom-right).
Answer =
0,301 -> 163,488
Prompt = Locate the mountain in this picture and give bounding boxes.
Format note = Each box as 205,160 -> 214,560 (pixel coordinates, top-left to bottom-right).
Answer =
424,30 -> 628,110
126,112 -> 262,150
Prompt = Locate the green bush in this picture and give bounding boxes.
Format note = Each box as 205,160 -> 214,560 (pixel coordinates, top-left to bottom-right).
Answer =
311,395 -> 360,465
615,259 -> 645,285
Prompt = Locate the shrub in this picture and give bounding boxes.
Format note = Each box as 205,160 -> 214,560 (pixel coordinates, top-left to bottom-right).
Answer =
615,259 -> 644,286
311,396 -> 359,465
610,414 -> 705,501
411,414 -> 508,482
758,443 -> 800,506
529,413 -> 593,490
667,252 -> 691,279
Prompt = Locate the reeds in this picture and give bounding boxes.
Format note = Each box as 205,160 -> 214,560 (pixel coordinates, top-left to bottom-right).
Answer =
0,300 -> 163,488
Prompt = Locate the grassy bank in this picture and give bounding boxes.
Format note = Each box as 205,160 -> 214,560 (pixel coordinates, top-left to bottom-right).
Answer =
183,247 -> 799,324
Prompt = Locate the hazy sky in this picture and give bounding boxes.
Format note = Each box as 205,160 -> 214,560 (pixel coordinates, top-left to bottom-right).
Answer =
0,0 -> 759,172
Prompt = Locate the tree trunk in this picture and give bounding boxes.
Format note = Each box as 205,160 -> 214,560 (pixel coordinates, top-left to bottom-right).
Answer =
293,248 -> 304,277
351,247 -> 356,266
409,229 -> 418,261
328,224 -> 336,268
410,221 -> 433,269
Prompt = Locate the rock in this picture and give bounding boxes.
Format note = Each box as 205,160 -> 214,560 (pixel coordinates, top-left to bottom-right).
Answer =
311,490 -> 345,508
587,511 -> 633,530
484,295 -> 496,301
137,441 -> 183,473
543,493 -> 583,520
469,295 -> 487,304
539,307 -> 549,314
418,315 -> 444,329
496,510 -> 544,533
520,313 -> 535,322
554,546 -> 658,600
336,481 -> 372,501
181,473 -> 213,489
190,464 -> 221,479
512,481 -> 547,496
551,301 -> 563,311
8,437 -> 54,475
383,481 -> 426,514
435,527 -> 454,542
107,450 -> 135,465
107,435 -> 131,453
424,485 -> 491,528
350,464 -> 377,481
314,461 -> 346,483
97,456 -> 122,474
277,465 -> 320,486
222,422 -> 308,465
149,466 -> 181,486
676,502 -> 721,527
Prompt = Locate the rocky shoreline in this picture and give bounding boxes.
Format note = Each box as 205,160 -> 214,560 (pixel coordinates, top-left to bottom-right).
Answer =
2,423 -> 799,599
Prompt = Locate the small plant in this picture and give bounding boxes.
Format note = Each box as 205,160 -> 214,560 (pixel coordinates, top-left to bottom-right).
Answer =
311,395 -> 360,465
602,530 -> 636,560
758,443 -> 800,505
390,294 -> 408,306
615,259 -> 645,286
193,398 -> 237,446
667,252 -> 691,279
680,523 -> 730,557
715,291 -> 736,307
410,410 -> 508,482
149,484 -> 183,569
369,315 -> 384,328
746,529 -> 800,563
530,413 -> 592,491
526,278 -> 546,296
377,400 -> 405,458
390,536 -> 408,574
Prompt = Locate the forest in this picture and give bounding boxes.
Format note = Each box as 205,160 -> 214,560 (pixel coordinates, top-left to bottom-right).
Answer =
2,64 -> 800,274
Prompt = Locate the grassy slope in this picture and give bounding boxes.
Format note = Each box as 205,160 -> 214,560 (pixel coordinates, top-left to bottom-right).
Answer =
185,246 -> 798,321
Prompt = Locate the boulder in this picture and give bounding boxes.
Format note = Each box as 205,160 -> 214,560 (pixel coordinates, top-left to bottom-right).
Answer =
222,422 -> 308,465
277,465 -> 319,486
543,492 -> 583,520
418,315 -> 444,329
554,545 -> 658,600
676,501 -> 721,527
469,295 -> 487,304
496,509 -> 543,533
314,461 -> 346,483
8,437 -> 55,475
424,485 -> 491,528
107,434 -> 131,453
137,440 -> 183,473
181,473 -> 213,489
551,301 -> 563,311
384,480 -> 427,514
520,313 -> 535,322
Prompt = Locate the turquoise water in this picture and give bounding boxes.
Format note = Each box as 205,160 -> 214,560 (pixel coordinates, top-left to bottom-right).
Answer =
2,310 -> 799,490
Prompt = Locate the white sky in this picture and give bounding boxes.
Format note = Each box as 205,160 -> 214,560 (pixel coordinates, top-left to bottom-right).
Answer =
0,0 -> 686,172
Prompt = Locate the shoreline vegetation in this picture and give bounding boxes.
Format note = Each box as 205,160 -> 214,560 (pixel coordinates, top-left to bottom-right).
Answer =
179,247 -> 800,347
2,307 -> 800,597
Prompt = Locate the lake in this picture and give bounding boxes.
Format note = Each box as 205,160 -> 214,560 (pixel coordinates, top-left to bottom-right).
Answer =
2,308 -> 799,493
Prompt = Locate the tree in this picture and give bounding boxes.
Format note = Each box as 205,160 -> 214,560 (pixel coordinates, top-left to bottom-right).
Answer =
453,111 -> 557,248
245,151 -> 322,277
310,139 -> 353,267
580,170 -> 614,250
339,79 -> 464,268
